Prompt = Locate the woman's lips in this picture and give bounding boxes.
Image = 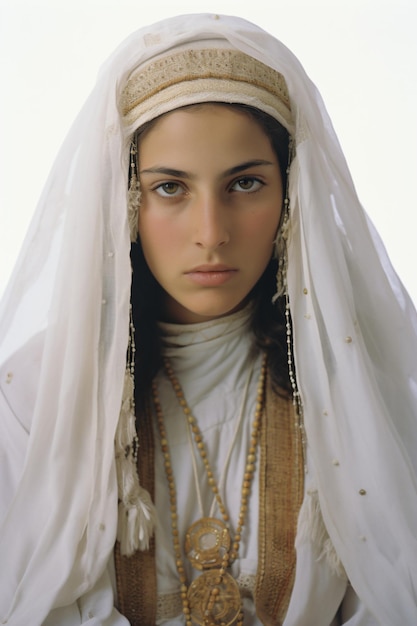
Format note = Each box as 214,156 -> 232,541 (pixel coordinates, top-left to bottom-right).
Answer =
184,265 -> 238,286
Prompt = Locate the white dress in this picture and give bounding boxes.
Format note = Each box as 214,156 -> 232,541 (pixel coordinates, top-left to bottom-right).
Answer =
151,307 -> 379,626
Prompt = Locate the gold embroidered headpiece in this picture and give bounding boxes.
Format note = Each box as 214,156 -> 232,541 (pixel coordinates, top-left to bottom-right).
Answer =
121,45 -> 293,133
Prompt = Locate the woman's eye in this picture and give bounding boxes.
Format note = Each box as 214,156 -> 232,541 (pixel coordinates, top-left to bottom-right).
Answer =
231,177 -> 263,192
154,182 -> 182,197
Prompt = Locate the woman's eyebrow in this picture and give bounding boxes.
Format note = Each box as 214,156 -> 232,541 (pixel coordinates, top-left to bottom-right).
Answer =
140,160 -> 274,179
140,166 -> 191,178
223,159 -> 274,177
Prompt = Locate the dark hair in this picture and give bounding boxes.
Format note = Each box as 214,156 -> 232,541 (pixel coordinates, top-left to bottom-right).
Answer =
130,103 -> 291,412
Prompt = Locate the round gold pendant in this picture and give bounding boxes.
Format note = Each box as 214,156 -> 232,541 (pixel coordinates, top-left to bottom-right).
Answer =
185,517 -> 231,570
187,570 -> 241,626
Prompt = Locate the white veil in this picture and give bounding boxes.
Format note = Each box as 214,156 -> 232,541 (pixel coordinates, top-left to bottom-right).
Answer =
0,13 -> 416,624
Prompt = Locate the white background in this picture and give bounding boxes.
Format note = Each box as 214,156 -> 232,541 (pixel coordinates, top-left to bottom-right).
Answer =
0,0 -> 416,303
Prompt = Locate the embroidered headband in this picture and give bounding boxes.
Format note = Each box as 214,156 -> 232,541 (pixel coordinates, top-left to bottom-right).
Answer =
121,45 -> 293,133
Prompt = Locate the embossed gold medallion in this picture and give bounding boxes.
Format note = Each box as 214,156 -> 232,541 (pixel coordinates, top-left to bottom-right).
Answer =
185,517 -> 231,570
187,570 -> 241,626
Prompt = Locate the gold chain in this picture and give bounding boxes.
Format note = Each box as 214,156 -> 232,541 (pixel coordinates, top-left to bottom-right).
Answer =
152,354 -> 267,626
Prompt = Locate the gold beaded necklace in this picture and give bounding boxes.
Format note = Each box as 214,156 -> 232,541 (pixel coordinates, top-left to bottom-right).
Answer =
152,354 -> 267,626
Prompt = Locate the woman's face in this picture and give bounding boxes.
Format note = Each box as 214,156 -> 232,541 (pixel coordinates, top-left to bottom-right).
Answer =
138,104 -> 283,324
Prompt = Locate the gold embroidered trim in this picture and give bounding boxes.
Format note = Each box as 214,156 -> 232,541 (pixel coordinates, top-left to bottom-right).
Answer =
254,380 -> 304,625
121,48 -> 290,115
156,591 -> 183,622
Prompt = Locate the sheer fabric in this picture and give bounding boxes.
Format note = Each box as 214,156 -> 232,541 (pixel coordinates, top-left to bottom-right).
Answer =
0,13 -> 416,625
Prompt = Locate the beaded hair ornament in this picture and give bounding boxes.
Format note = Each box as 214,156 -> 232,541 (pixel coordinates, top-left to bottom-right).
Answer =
115,44 -> 296,556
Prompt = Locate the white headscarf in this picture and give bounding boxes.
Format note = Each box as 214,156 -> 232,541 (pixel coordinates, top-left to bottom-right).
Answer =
0,13 -> 416,625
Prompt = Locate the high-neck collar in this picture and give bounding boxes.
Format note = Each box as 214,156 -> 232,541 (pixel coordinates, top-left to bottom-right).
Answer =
158,304 -> 253,349
156,304 -> 256,394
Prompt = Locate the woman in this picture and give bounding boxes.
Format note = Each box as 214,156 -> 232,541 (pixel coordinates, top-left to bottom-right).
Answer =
0,13 -> 416,626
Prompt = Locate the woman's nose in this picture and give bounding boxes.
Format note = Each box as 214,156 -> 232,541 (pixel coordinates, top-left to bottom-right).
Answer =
192,194 -> 230,250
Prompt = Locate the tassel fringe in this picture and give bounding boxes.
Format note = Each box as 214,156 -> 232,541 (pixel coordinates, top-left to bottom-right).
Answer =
297,488 -> 346,578
115,369 -> 156,556
117,486 -> 156,556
